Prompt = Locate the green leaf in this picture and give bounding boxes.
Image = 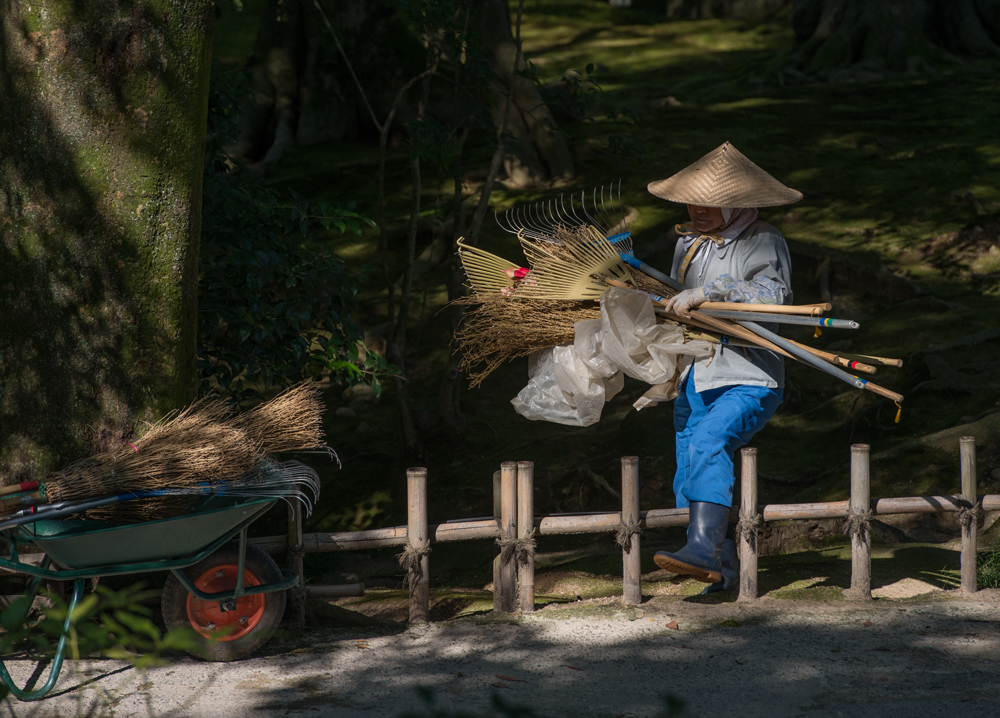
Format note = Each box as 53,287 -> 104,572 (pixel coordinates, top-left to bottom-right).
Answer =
0,595 -> 32,632
70,594 -> 100,623
114,610 -> 162,642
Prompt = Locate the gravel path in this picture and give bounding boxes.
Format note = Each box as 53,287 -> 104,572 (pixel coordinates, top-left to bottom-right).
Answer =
7,590 -> 1000,718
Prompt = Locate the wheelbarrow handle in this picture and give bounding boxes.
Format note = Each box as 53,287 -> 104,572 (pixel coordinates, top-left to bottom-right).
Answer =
0,577 -> 85,701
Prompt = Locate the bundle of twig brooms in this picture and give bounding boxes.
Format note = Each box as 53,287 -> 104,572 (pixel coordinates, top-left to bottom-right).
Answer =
454,186 -> 904,408
0,383 -> 331,527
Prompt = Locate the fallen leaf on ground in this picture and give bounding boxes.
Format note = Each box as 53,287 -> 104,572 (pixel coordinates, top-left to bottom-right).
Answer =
491,682 -> 511,689
864,620 -> 872,627
496,675 -> 525,682
665,621 -> 679,630
720,620 -> 741,628
566,665 -> 583,671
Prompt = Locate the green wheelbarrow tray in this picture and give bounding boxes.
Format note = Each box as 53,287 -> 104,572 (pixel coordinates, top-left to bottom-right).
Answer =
0,494 -> 301,701
15,494 -> 275,571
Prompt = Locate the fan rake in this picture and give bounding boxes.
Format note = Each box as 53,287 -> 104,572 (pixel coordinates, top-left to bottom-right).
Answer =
496,181 -> 634,254
456,189 -> 905,405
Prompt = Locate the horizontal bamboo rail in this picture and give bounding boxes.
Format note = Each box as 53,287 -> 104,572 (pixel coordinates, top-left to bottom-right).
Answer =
253,493 -> 1000,555
260,436 -> 992,621
307,583 -> 365,598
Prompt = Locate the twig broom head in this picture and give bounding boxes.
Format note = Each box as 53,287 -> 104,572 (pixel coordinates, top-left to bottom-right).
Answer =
229,382 -> 334,460
455,292 -> 603,387
43,385 -> 333,510
45,396 -> 261,503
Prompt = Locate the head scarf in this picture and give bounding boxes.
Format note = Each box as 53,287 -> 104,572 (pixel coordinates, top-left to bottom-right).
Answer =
679,207 -> 758,250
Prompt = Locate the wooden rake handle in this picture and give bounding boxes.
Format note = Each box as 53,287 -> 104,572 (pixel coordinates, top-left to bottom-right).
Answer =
833,351 -> 904,368
857,380 -> 904,403
784,339 -> 877,375
613,268 -> 905,403
0,481 -> 39,498
699,302 -> 832,315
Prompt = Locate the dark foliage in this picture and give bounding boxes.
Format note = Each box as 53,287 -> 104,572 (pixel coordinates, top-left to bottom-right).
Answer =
198,63 -> 390,402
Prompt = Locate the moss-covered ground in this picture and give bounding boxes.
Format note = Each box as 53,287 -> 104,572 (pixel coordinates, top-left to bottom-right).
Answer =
214,2 -> 1000,601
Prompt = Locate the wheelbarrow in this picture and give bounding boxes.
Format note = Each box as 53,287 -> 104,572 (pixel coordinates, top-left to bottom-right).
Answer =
0,493 -> 298,701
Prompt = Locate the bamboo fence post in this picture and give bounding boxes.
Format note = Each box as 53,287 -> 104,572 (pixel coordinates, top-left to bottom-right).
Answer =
517,461 -> 535,613
960,436 -> 978,594
493,469 -> 502,519
495,461 -> 518,613
620,456 -> 642,605
738,448 -> 759,602
406,467 -> 430,623
492,469 -> 502,606
848,445 -> 872,600
285,501 -> 306,628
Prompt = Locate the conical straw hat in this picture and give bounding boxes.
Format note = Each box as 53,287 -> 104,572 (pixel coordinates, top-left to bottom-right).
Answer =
647,141 -> 802,208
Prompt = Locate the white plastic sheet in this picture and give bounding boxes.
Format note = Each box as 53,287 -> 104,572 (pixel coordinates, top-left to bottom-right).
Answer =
511,288 -> 714,425
510,319 -> 624,427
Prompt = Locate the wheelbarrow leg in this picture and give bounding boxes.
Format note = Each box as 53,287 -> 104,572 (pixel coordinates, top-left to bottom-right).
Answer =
0,578 -> 85,701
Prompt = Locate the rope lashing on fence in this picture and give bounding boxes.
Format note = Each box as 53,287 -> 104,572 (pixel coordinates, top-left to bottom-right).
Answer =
615,520 -> 642,553
845,508 -> 873,540
737,511 -> 763,550
497,531 -> 537,566
956,504 -> 983,529
397,543 -> 432,592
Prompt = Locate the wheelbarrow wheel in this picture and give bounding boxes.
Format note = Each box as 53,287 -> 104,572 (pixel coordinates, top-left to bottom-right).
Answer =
161,541 -> 286,662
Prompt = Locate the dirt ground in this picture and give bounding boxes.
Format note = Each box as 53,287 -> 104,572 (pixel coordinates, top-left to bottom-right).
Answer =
6,579 -> 999,718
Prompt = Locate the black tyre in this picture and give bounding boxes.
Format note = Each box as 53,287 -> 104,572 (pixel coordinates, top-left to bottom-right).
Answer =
161,541 -> 286,661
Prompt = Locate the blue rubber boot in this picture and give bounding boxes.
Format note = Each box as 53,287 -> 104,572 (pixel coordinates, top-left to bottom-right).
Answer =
653,501 -> 729,583
700,534 -> 738,595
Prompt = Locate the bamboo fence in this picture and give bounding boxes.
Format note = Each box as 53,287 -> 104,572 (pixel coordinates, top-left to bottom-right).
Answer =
253,435 -> 996,622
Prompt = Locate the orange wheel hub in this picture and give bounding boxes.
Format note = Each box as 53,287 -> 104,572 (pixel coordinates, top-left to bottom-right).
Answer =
186,564 -> 266,641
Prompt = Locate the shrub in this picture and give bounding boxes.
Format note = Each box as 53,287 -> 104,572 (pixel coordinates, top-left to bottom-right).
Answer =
198,62 -> 391,402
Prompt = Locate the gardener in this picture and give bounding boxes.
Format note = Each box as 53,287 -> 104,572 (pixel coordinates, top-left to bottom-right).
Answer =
647,141 -> 802,594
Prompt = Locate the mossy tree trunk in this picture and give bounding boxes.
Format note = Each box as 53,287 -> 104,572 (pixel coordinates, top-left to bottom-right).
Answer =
0,0 -> 213,480
475,0 -> 575,188
792,0 -> 1000,76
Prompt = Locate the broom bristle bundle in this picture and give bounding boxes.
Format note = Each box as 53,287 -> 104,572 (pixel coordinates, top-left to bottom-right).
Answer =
453,263 -> 685,387
38,383 -> 332,523
229,383 -> 334,459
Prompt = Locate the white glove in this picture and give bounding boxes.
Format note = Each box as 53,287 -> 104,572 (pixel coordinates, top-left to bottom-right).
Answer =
662,286 -> 706,318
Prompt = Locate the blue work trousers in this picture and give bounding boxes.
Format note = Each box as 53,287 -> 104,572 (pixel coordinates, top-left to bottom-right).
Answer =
673,372 -> 783,509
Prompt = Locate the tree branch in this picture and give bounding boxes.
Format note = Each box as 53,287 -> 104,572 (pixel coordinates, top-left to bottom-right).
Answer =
468,0 -> 526,247
311,0 -> 382,133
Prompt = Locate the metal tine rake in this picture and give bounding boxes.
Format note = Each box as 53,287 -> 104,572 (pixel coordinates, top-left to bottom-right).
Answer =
496,182 -> 633,251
